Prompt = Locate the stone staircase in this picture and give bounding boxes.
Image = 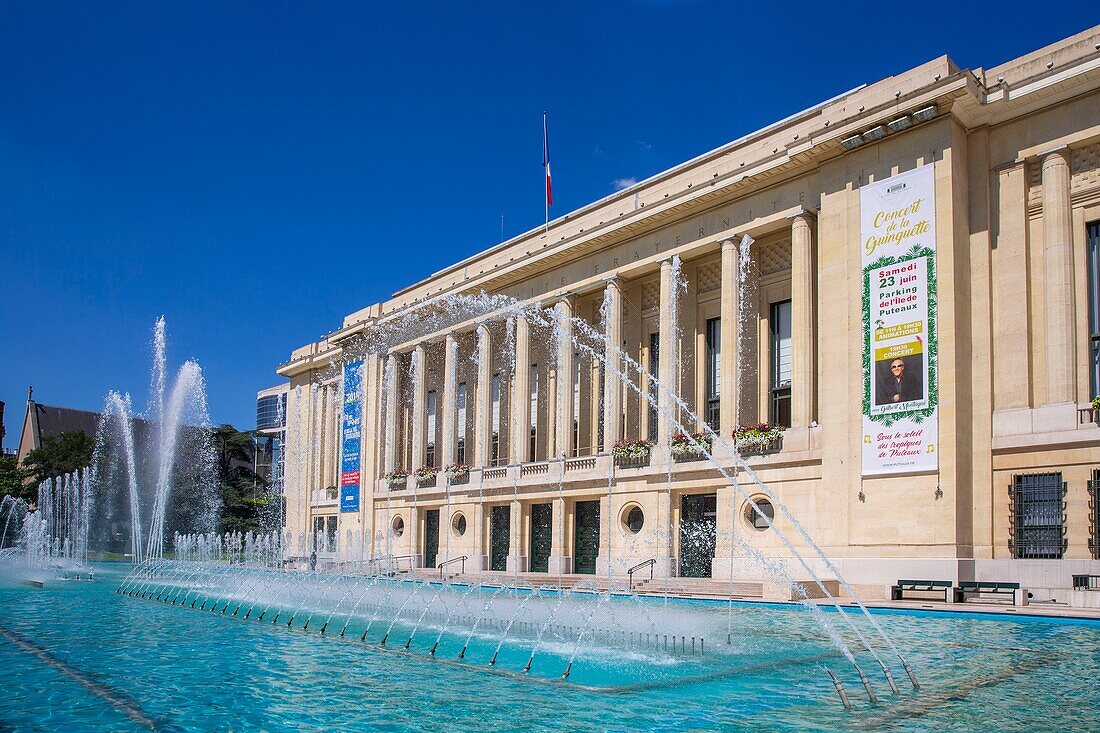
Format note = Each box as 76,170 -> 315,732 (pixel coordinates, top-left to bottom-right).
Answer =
397,569 -> 766,599
632,577 -> 764,599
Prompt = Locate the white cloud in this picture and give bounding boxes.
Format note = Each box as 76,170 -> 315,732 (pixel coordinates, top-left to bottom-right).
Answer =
612,177 -> 638,191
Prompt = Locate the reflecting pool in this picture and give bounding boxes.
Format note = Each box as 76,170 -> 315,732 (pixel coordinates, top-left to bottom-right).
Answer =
1,564 -> 1097,732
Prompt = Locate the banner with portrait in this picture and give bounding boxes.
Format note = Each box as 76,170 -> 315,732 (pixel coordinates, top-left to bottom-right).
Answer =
861,164 -> 938,475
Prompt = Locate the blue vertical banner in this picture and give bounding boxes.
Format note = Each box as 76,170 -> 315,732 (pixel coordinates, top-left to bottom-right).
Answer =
340,360 -> 364,512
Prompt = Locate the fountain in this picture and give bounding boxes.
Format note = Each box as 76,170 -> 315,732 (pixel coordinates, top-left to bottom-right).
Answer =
113,263 -> 924,708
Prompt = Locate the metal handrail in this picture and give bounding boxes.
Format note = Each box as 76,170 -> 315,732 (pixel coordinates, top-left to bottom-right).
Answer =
437,555 -> 468,579
628,558 -> 657,590
367,554 -> 417,574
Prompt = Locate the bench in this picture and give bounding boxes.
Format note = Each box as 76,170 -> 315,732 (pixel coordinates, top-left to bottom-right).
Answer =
891,579 -> 952,603
954,581 -> 1021,604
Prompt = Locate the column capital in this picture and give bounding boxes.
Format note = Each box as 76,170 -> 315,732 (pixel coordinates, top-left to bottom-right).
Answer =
1037,145 -> 1070,164
788,208 -> 818,223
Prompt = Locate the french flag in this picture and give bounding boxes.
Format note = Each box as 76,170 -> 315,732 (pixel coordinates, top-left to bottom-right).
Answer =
543,111 -> 553,208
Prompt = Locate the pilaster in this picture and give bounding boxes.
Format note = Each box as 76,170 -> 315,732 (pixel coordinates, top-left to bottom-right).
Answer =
791,212 -> 817,428
1040,149 -> 1076,405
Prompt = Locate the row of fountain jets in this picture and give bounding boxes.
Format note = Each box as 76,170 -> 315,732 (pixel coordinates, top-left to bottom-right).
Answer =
5,243 -> 920,708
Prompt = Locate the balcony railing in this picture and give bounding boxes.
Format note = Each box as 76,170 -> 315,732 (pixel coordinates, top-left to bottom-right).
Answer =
565,457 -> 597,472
1078,406 -> 1099,425
483,467 -> 508,481
521,462 -> 549,477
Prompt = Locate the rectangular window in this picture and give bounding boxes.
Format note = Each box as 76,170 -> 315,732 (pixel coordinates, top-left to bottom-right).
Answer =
529,365 -> 539,460
770,301 -> 792,428
1009,473 -> 1066,559
597,364 -> 605,453
648,332 -> 659,441
573,355 -> 581,456
1087,221 -> 1100,397
705,317 -> 721,431
456,382 -> 467,465
425,390 -> 437,468
490,373 -> 501,466
1089,470 -> 1100,560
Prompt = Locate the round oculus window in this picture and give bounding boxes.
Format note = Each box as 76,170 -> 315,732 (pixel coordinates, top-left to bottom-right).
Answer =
452,513 -> 467,537
745,499 -> 774,531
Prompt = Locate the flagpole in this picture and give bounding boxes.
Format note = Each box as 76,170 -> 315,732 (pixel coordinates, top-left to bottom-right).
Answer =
543,111 -> 549,233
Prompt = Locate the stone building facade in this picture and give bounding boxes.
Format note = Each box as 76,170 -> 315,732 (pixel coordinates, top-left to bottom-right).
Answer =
277,27 -> 1100,602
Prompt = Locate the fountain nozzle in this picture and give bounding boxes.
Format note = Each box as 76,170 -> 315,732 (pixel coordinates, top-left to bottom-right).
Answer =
899,655 -> 920,690
561,661 -> 572,679
879,660 -> 900,695
826,668 -> 852,712
857,666 -> 878,704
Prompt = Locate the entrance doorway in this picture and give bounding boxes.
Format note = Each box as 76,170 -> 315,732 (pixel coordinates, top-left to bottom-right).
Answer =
574,500 -> 600,575
490,505 -> 509,571
530,503 -> 552,573
424,509 -> 439,569
680,493 -> 716,578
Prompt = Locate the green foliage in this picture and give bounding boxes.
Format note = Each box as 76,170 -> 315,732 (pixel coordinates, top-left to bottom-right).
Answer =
0,453 -> 31,502
21,429 -> 94,485
213,424 -> 270,534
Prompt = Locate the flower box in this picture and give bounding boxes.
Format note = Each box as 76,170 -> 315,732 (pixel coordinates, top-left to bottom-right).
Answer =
444,463 -> 470,485
733,424 -> 784,455
386,470 -> 408,490
414,467 -> 438,487
670,432 -> 713,463
612,439 -> 654,468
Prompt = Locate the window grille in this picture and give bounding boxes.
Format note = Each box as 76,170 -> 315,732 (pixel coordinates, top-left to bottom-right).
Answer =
1087,221 -> 1099,396
705,317 -> 721,430
1089,469 -> 1099,560
648,332 -> 659,441
770,301 -> 792,428
1008,472 -> 1067,559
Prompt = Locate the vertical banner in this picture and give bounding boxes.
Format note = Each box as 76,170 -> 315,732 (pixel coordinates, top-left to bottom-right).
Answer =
861,164 -> 938,475
340,360 -> 364,512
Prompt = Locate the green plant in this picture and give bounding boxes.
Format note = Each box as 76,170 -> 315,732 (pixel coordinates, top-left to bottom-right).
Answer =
611,439 -> 654,459
670,432 -> 713,457
444,463 -> 470,479
733,423 -> 783,451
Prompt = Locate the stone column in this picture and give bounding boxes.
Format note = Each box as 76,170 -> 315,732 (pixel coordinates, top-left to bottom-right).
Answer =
719,239 -> 740,436
656,489 -> 674,578
409,505 -> 421,567
548,496 -> 571,574
555,299 -> 575,458
506,499 -> 526,572
440,333 -> 458,468
657,259 -> 678,450
1041,150 -> 1077,404
603,278 -> 624,449
791,212 -> 817,428
361,353 -> 380,555
383,355 -> 399,474
512,317 -> 531,463
471,502 -> 486,571
474,324 -> 493,467
411,345 -> 427,470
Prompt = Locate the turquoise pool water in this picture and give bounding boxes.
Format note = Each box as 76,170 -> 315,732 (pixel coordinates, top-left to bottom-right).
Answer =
1,564 -> 1098,732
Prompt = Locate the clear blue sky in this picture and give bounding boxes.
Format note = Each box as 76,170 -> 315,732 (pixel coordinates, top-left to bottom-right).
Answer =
1,1 -> 1094,444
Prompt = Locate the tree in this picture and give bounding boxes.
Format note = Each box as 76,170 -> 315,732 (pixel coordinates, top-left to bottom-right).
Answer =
212,424 -> 270,534
19,430 -> 94,500
0,453 -> 30,502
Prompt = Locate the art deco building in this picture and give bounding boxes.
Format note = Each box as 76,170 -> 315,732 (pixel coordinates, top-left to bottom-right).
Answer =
277,27 -> 1100,602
